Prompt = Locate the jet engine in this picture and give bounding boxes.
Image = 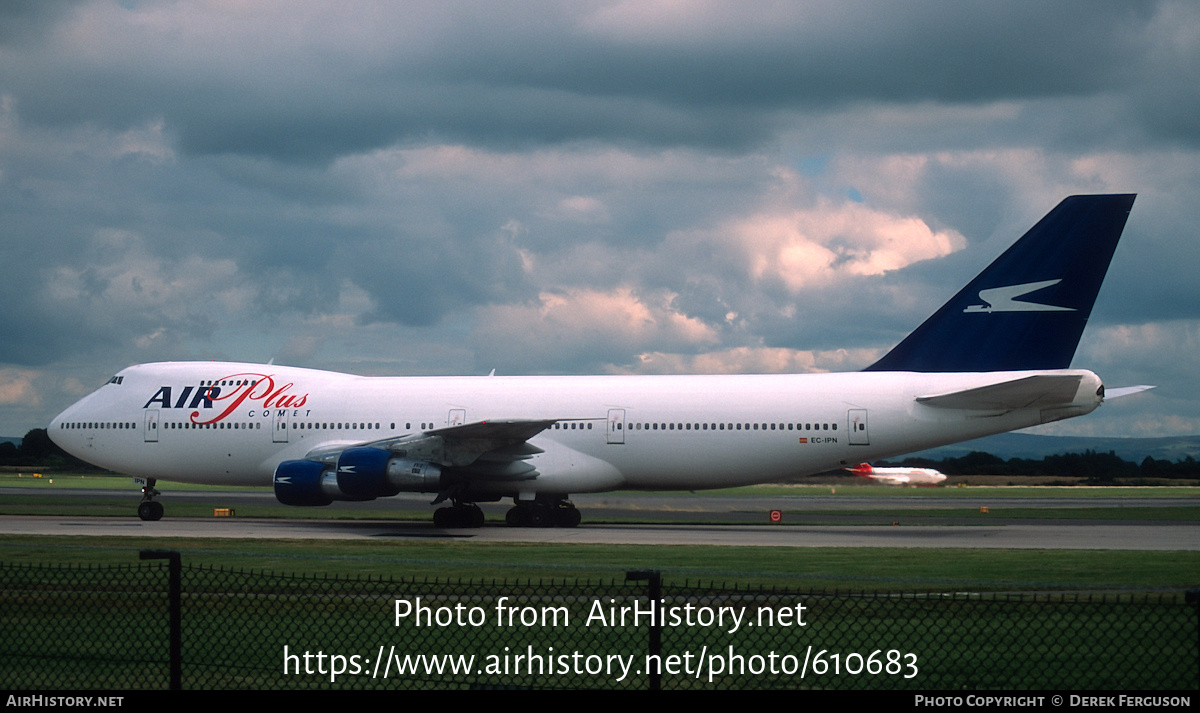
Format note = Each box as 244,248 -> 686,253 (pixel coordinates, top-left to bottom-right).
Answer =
273,448 -> 443,506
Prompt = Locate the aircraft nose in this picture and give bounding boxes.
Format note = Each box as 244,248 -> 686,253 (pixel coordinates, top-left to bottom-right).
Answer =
46,400 -> 87,452
47,408 -> 70,448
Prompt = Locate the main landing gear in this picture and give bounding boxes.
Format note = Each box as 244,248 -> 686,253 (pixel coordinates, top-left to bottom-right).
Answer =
137,478 -> 164,521
432,501 -> 485,528
431,495 -> 582,529
505,496 -> 581,528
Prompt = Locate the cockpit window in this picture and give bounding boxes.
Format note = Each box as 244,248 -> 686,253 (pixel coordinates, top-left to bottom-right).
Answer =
106,376 -> 124,385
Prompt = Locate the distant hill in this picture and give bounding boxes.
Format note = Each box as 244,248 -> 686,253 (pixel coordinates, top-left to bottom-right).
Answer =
909,433 -> 1200,463
0,437 -> 20,448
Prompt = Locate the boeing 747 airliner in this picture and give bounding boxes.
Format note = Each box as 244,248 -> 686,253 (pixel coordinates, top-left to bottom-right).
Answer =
49,194 -> 1142,527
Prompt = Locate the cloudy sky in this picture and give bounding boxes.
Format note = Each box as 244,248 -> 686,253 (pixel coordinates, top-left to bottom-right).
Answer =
2,0 -> 1197,441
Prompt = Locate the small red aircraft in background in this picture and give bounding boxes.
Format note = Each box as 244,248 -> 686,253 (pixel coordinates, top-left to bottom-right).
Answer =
847,462 -> 947,486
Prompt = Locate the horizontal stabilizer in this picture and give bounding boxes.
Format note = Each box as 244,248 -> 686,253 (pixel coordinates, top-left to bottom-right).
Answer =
1104,385 -> 1155,400
917,374 -> 1083,411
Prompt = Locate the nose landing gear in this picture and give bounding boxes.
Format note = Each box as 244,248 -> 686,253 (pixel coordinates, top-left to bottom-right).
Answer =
136,478 -> 164,521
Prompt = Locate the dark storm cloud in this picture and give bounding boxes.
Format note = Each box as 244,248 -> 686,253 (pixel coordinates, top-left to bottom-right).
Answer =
439,3 -> 1146,106
0,0 -> 81,43
1,1 -> 1184,165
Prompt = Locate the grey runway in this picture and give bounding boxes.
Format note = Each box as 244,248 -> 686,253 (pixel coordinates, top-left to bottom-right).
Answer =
1,486 -> 1196,550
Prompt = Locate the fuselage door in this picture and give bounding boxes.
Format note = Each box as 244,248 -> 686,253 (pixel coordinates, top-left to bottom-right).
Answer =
273,410 -> 289,443
848,409 -> 869,445
448,408 -> 466,427
144,409 -> 159,443
607,409 -> 625,444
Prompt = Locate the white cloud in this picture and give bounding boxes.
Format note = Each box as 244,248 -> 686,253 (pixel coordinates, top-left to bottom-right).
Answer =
0,369 -> 39,406
546,195 -> 610,224
472,287 -> 720,373
691,199 -> 965,292
617,346 -> 879,375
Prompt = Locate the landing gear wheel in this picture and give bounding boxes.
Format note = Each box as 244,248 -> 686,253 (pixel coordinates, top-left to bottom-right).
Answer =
434,503 -> 485,528
505,506 -> 527,527
506,500 -> 580,527
136,478 -> 162,521
433,507 -> 452,528
466,503 -> 484,528
137,501 -> 163,521
526,506 -> 548,528
557,506 -> 581,528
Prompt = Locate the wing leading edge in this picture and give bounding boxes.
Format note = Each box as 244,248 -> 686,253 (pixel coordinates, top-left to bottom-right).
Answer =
303,419 -> 552,466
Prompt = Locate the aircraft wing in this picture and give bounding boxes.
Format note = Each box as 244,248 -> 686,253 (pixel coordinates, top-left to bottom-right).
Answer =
426,419 -> 556,447
303,418 -> 555,475
915,374 -> 1084,411
275,418 -> 560,509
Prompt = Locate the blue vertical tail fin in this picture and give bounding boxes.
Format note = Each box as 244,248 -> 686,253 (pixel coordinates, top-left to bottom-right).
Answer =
865,194 -> 1135,373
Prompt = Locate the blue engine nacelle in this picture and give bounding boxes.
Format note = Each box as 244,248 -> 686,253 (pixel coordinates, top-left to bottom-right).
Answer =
273,460 -> 337,506
274,449 -> 444,506
336,447 -> 445,498
336,447 -> 396,499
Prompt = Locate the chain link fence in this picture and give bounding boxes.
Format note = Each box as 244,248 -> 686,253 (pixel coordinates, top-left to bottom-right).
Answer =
3,556 -> 1196,690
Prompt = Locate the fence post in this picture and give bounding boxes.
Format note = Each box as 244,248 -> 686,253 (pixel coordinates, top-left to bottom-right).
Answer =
141,550 -> 182,690
626,569 -> 662,691
1187,587 -> 1200,690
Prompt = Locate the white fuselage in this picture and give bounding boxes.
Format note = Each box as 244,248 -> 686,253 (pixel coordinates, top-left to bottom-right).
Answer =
48,361 -> 1103,497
